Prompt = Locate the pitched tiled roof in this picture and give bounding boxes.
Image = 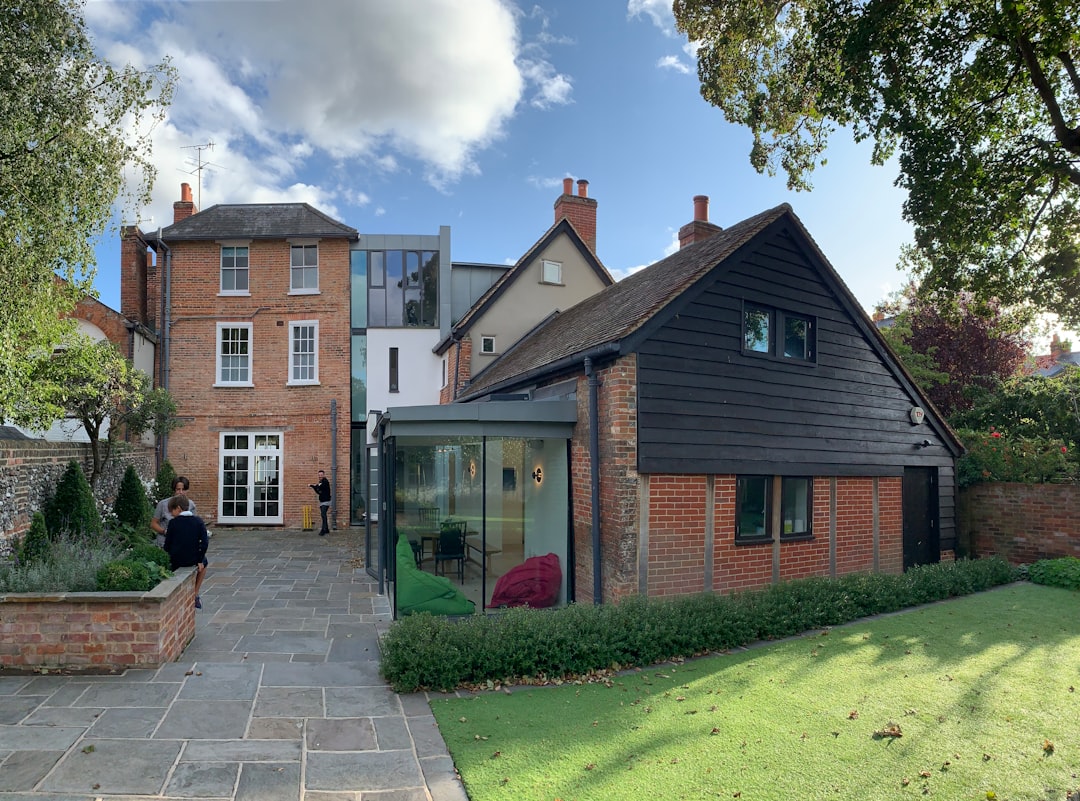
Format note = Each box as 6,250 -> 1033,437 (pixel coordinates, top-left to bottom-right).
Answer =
435,218 -> 613,354
459,203 -> 792,398
155,204 -> 357,241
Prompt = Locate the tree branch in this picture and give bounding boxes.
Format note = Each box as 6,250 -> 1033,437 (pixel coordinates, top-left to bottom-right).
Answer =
1060,49 -> 1080,99
1015,32 -> 1080,155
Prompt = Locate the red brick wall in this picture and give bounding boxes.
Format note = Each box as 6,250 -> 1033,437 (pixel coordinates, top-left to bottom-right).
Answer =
877,478 -> 904,574
646,475 -> 706,596
960,482 -> 1080,563
439,337 -> 473,404
71,295 -> 132,355
778,480 -> 831,581
157,237 -> 352,528
0,568 -> 197,669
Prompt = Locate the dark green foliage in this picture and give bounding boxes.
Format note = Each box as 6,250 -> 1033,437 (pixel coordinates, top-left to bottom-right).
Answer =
112,464 -> 151,531
380,557 -> 1016,692
1027,557 -> 1080,591
127,542 -> 170,569
95,558 -> 152,591
152,460 -> 177,503
17,512 -> 51,565
44,460 -> 101,538
110,521 -> 151,548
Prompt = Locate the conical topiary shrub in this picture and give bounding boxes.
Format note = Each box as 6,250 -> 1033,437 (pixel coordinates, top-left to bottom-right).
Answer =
18,511 -> 51,565
44,460 -> 101,538
113,463 -> 151,533
153,460 -> 177,503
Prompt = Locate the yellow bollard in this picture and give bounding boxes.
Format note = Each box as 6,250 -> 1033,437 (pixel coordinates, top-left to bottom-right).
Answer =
302,505 -> 313,530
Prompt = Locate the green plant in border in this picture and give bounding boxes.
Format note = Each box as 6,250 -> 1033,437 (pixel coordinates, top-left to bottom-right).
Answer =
955,427 -> 1076,487
16,512 -> 50,565
95,558 -> 152,592
153,460 -> 177,503
1028,557 -> 1080,591
112,463 -> 151,532
44,460 -> 101,538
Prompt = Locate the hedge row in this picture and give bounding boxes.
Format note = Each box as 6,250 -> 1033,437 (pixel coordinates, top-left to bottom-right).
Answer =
380,557 -> 1016,692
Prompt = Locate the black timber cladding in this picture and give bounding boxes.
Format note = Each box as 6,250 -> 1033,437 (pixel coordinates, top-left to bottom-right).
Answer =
633,221 -> 957,548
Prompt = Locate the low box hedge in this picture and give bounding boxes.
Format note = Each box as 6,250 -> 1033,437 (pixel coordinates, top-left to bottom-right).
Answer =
379,557 -> 1016,692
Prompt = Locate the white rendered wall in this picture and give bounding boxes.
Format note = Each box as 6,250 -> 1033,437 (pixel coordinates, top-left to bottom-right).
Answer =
366,328 -> 443,444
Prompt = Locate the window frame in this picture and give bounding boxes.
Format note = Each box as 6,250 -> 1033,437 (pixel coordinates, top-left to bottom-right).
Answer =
480,335 -> 496,355
287,320 -> 319,386
289,240 -> 320,294
215,323 -> 254,387
219,242 -> 251,296
735,475 -> 814,544
389,346 -> 399,393
741,300 -> 816,363
540,259 -> 563,285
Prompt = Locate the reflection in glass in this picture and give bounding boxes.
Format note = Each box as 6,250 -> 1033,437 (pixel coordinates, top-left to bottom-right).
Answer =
784,316 -> 809,359
737,475 -> 769,538
744,307 -> 770,353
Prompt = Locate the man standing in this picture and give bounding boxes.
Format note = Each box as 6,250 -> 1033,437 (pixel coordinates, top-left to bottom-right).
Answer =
310,469 -> 331,535
152,476 -> 196,547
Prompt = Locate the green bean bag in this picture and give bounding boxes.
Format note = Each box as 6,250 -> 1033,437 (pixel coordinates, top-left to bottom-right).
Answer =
395,535 -> 475,616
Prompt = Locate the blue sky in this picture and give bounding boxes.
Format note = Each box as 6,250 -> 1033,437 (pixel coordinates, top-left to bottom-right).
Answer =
86,0 -> 914,315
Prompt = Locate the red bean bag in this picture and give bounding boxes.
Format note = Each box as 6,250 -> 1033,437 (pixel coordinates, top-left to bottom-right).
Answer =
489,553 -> 562,609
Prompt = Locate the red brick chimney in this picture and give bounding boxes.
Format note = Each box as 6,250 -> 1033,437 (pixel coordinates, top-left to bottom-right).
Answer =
554,176 -> 598,254
120,226 -> 151,326
678,195 -> 723,249
1051,333 -> 1064,361
173,182 -> 197,224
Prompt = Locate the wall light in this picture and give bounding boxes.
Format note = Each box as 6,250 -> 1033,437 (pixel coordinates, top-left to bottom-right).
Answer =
532,466 -> 543,485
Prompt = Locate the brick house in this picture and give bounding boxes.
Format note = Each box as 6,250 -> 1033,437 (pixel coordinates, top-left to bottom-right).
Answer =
376,200 -> 961,612
122,184 -> 358,527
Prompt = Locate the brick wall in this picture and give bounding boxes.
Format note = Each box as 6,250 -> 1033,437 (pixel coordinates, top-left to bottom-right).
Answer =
646,475 -> 707,596
157,237 -> 352,528
439,336 -> 473,404
71,294 -> 132,356
0,568 -> 197,670
959,482 -> 1080,563
0,440 -> 154,547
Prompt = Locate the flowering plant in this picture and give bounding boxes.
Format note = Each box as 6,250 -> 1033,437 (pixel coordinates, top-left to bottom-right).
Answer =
956,428 -> 1078,487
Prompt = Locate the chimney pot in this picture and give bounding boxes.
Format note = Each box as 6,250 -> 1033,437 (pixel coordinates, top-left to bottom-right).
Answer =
181,183 -> 192,203
693,195 -> 709,222
562,177 -> 573,195
577,179 -> 589,198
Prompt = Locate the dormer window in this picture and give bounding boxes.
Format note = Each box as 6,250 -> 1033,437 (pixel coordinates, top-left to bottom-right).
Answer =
541,259 -> 562,285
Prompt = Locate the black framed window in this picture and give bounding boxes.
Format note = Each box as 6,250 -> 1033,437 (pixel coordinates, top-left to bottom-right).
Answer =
389,347 -> 399,393
742,302 -> 815,362
736,475 -> 813,542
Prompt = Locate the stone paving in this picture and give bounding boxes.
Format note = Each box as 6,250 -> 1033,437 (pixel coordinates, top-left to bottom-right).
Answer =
0,529 -> 468,801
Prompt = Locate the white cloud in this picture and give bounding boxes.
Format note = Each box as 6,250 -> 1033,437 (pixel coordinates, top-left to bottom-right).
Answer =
527,174 -> 565,191
627,0 -> 674,34
657,55 -> 691,74
92,0 -> 554,221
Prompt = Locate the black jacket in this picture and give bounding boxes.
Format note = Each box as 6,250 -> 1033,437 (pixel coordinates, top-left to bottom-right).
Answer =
311,477 -> 331,503
164,513 -> 209,570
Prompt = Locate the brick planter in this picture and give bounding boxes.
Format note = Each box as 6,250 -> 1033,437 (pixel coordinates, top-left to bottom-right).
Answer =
0,567 -> 197,671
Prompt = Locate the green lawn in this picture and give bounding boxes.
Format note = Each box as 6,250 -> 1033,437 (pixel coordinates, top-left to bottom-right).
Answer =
431,584 -> 1080,801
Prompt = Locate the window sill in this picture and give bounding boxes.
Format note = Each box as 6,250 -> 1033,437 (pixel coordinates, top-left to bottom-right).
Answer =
740,348 -> 816,365
213,382 -> 254,388
734,536 -> 772,546
288,289 -> 320,296
218,291 -> 251,297
539,280 -> 565,287
780,533 -> 815,543
286,380 -> 321,387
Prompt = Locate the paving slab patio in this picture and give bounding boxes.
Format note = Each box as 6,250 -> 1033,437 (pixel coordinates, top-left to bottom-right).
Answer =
0,529 -> 469,801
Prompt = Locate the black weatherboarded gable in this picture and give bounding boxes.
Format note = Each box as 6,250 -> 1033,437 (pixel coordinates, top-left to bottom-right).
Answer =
460,205 -> 962,552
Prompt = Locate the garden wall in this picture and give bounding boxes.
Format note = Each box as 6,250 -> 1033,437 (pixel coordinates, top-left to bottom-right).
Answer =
0,438 -> 154,547
0,567 -> 196,670
958,482 -> 1080,564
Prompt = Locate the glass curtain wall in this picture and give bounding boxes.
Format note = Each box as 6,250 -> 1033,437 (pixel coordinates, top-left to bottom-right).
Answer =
389,435 -> 568,617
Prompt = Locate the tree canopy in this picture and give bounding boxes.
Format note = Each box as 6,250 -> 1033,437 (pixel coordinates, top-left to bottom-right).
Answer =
0,0 -> 173,420
876,283 -> 1030,419
674,0 -> 1080,324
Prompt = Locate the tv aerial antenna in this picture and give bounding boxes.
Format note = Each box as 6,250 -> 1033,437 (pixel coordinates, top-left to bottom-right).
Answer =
180,141 -> 221,207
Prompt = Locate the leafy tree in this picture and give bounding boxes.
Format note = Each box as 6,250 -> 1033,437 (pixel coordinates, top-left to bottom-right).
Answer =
952,366 -> 1080,444
44,460 -> 101,538
112,463 -> 151,533
153,460 -> 178,503
13,338 -> 183,487
876,283 -> 1029,418
674,0 -> 1080,324
0,0 -> 174,422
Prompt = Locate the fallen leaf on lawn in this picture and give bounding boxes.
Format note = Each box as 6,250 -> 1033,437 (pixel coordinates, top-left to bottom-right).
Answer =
711,727 -> 721,735
920,770 -> 931,778
983,753 -> 992,761
873,722 -> 903,739
585,763 -> 596,771
1044,739 -> 1055,755
491,751 -> 501,759
902,778 -> 910,787
848,710 -> 859,720
458,717 -> 467,723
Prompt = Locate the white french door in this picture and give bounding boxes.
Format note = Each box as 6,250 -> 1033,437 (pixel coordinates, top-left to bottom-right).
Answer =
219,432 -> 284,524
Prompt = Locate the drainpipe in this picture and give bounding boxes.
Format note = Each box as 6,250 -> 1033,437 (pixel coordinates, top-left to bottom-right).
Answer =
157,232 -> 172,465
330,398 -> 338,531
586,357 -> 602,604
